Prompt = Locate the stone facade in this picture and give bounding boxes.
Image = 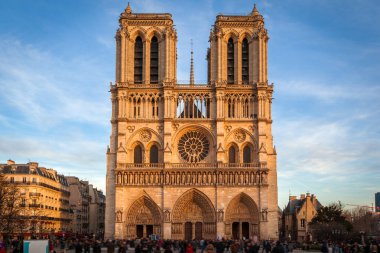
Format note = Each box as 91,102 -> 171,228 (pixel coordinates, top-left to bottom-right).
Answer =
0,160 -> 71,236
66,177 -> 91,234
89,185 -> 106,236
282,193 -> 322,242
105,4 -> 278,240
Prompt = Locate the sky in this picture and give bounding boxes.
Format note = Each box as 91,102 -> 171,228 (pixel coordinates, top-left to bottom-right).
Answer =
0,0 -> 379,209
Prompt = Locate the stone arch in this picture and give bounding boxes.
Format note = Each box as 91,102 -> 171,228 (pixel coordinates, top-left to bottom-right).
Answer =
125,195 -> 162,238
225,127 -> 257,149
225,192 -> 259,239
128,127 -> 163,146
146,27 -> 164,42
223,29 -> 239,42
130,27 -> 147,42
238,31 -> 254,43
226,142 -> 239,164
241,142 -> 256,164
171,188 -> 216,240
146,141 -> 162,164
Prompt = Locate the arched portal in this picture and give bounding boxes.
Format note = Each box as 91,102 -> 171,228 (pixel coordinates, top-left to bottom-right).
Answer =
225,193 -> 259,239
171,189 -> 216,240
126,196 -> 162,238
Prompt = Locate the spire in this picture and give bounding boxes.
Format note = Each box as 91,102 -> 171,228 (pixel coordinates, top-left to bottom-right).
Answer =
125,2 -> 132,14
190,39 -> 194,85
251,4 -> 259,16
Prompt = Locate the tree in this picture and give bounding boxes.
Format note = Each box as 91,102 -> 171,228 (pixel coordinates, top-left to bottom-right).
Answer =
309,202 -> 353,242
0,173 -> 23,238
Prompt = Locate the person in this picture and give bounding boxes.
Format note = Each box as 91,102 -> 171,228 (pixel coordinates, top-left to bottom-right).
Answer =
263,241 -> 271,253
0,240 -> 6,253
75,240 -> 83,253
321,242 -> 328,253
186,243 -> 194,253
118,242 -> 127,253
271,241 -> 284,253
106,240 -> 115,253
164,245 -> 174,253
205,244 -> 214,253
84,240 -> 90,253
370,241 -> 378,253
93,240 -> 102,253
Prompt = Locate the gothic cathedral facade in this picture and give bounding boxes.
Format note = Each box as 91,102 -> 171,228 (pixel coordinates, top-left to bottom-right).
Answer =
105,4 -> 278,240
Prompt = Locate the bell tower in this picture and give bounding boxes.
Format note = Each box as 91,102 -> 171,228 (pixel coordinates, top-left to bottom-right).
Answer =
208,4 -> 278,238
115,3 -> 177,84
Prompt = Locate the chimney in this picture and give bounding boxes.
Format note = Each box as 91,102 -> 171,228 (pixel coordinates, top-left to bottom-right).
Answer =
300,194 -> 306,200
7,159 -> 15,165
306,192 -> 310,197
28,162 -> 38,169
289,195 -> 297,201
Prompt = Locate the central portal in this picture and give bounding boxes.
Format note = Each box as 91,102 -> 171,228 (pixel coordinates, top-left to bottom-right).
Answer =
171,189 -> 216,240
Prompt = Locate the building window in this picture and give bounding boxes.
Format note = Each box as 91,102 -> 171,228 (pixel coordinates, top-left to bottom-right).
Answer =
150,36 -> 159,84
32,178 -> 37,183
134,36 -> 143,84
228,146 -> 236,164
228,98 -> 235,118
151,99 -> 158,117
134,98 -> 141,118
149,145 -> 159,163
242,38 -> 249,84
242,98 -> 249,118
10,177 -> 14,183
301,219 -> 305,228
243,146 -> 252,163
22,177 -> 26,183
134,145 -> 143,164
227,38 -> 234,84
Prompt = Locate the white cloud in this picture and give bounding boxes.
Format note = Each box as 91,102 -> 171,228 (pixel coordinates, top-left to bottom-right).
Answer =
0,38 -> 110,129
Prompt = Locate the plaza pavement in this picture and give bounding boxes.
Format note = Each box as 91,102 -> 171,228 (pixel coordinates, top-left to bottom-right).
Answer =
61,248 -> 318,253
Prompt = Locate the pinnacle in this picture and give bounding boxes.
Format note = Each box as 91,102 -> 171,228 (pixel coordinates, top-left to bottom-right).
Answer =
125,2 -> 132,14
251,3 -> 259,16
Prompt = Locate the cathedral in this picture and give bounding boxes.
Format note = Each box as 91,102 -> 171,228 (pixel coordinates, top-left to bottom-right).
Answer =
105,3 -> 278,240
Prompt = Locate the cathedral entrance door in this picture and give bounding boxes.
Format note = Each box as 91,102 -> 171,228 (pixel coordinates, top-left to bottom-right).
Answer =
232,222 -> 240,239
185,222 -> 192,241
146,225 -> 153,237
242,222 -> 249,239
195,222 -> 202,239
136,225 -> 143,238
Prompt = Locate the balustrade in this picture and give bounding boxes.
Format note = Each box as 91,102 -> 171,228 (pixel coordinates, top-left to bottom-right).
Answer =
115,163 -> 268,187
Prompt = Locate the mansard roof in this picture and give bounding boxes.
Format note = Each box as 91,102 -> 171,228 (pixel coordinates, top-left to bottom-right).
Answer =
283,195 -> 323,215
0,161 -> 68,186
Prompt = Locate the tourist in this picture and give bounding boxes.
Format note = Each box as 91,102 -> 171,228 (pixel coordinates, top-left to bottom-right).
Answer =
186,243 -> 194,253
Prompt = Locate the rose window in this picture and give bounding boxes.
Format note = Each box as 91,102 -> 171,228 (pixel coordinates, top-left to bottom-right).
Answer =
178,131 -> 210,163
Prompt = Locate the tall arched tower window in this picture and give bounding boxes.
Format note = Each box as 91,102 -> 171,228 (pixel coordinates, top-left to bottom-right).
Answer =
228,146 -> 236,164
134,36 -> 143,84
150,145 -> 159,163
134,145 -> 143,164
242,38 -> 249,84
150,36 -> 159,84
227,38 -> 234,84
243,146 -> 252,163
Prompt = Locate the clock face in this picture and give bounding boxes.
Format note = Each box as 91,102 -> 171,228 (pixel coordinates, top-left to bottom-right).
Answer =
178,131 -> 209,163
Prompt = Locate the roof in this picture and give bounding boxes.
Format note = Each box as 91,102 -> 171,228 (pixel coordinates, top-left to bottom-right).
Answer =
0,162 -> 68,186
283,195 -> 323,215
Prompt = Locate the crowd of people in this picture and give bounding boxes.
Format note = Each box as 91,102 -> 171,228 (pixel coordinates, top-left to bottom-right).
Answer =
0,236 -> 379,253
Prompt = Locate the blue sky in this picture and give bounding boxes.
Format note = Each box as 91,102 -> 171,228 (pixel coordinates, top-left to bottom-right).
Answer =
0,0 -> 379,209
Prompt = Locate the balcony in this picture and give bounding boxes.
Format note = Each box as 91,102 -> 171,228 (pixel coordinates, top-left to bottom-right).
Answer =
115,162 -> 269,187
117,162 -> 263,170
